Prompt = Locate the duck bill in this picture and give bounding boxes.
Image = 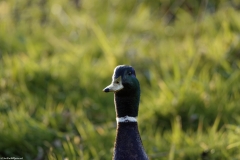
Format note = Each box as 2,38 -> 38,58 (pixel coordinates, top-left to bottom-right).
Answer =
103,76 -> 124,92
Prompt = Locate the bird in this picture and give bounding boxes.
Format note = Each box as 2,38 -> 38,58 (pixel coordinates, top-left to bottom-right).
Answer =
103,65 -> 148,160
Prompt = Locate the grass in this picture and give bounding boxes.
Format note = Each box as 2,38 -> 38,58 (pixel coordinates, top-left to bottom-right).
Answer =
0,0 -> 240,159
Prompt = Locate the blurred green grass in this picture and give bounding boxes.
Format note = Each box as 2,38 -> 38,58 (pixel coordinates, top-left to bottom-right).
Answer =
0,0 -> 240,159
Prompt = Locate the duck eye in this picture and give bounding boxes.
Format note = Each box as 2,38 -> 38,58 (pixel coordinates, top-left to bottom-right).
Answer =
128,72 -> 132,75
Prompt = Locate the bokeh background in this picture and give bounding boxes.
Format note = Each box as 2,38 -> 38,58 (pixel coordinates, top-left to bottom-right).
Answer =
0,0 -> 240,159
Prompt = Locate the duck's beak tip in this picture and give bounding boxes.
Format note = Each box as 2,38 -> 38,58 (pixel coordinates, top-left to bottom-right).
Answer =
103,88 -> 110,92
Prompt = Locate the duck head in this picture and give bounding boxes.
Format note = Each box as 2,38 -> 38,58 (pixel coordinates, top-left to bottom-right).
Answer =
103,65 -> 140,117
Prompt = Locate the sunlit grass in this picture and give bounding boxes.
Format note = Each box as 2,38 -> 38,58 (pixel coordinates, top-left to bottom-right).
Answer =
0,0 -> 240,159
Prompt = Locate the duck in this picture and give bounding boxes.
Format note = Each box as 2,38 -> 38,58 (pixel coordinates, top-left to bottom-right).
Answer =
103,65 -> 148,160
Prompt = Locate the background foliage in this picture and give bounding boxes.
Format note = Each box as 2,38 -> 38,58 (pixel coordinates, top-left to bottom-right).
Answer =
0,0 -> 240,159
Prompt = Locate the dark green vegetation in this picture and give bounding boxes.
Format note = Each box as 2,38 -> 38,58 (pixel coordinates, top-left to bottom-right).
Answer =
0,0 -> 240,159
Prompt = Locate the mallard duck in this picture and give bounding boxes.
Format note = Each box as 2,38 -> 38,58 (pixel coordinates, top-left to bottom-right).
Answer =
103,65 -> 148,160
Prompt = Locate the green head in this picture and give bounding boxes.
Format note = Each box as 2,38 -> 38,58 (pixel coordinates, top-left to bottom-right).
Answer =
103,65 -> 140,117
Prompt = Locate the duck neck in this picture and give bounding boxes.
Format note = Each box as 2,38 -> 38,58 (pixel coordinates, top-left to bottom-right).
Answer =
114,122 -> 148,159
114,88 -> 140,118
116,122 -> 141,143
